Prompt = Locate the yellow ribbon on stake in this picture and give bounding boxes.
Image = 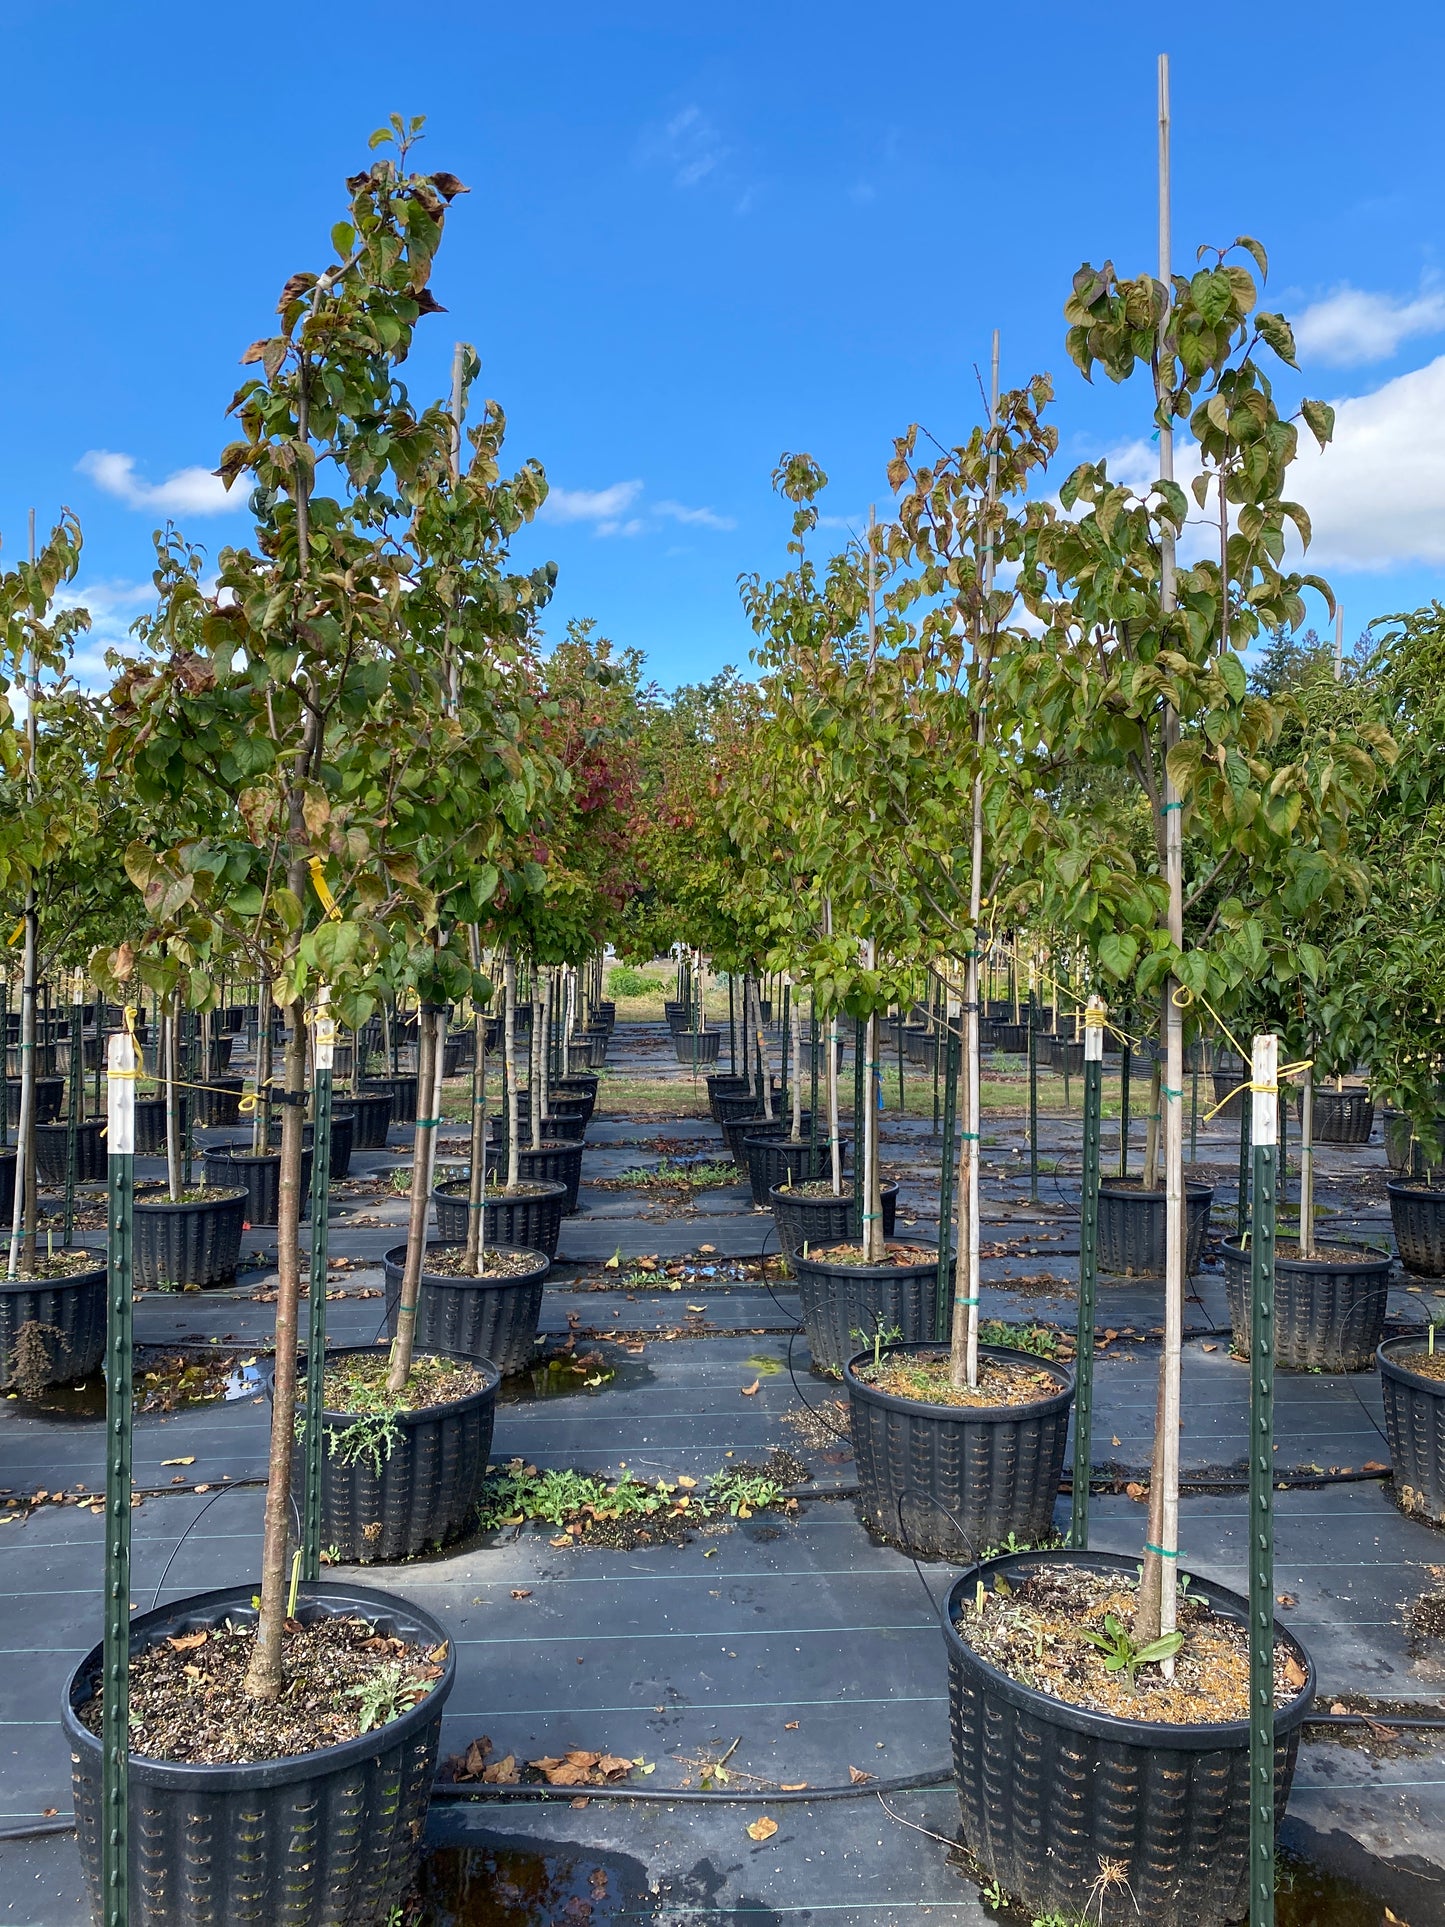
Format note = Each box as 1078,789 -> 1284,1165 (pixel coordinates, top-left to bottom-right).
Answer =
308,857 -> 342,922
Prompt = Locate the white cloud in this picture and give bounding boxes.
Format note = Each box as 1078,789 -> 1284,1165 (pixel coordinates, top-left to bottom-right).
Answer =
77,449 -> 240,516
1295,279 -> 1445,367
657,105 -> 727,188
1094,354 -> 1445,574
655,499 -> 736,531
541,479 -> 733,539
541,480 -> 644,525
1289,355 -> 1445,569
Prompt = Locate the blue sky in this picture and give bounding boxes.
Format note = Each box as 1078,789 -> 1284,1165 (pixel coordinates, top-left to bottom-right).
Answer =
4,1 -> 1444,691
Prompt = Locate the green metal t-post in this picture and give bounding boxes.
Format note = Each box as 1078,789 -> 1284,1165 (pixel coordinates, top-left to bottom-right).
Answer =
852,1018 -> 866,1242
102,1025 -> 137,1927
1248,1033 -> 1279,1927
1027,990 -> 1040,1204
65,988 -> 82,1246
936,1025 -> 960,1335
302,992 -> 335,1582
1070,999 -> 1105,1549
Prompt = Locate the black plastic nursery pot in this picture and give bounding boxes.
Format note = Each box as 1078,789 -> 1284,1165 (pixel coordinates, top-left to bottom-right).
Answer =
1387,1178 -> 1445,1277
1096,1178 -> 1214,1279
987,1022 -> 1030,1055
133,1186 -> 248,1290
0,1255 -> 107,1392
705,1074 -> 752,1121
721,1110 -> 811,1168
792,1240 -> 945,1377
944,1548 -> 1314,1927
767,1179 -> 898,1261
0,1146 -> 13,1217
134,1096 -> 169,1157
552,1075 -> 598,1122
674,1029 -> 721,1066
282,1342 -> 499,1563
5,1074 -> 63,1127
1221,1236 -> 1391,1372
1378,1333 -> 1445,1524
545,1092 -> 591,1127
35,1116 -> 106,1185
714,1089 -> 774,1130
1304,1085 -> 1375,1145
742,1132 -> 848,1208
347,1089 -> 394,1149
382,1240 -> 549,1375
484,1139 -> 585,1213
432,1177 -> 567,1259
844,1341 -> 1074,1558
361,1074 -> 417,1124
902,1026 -> 934,1066
202,1147 -> 313,1229
1212,1062 -> 1247,1121
535,1110 -> 586,1143
307,1109 -> 354,1180
196,1076 -> 245,1129
64,1579 -> 455,1927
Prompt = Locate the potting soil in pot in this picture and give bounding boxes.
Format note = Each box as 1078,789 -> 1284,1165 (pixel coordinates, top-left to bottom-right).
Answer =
853,1350 -> 1060,1409
955,1561 -> 1305,1724
76,1614 -> 449,1765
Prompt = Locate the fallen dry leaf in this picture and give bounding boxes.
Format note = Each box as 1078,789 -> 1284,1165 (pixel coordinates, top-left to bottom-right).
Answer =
161,1457 -> 196,1468
1281,1653 -> 1308,1693
1276,1593 -> 1298,1608
1200,1342 -> 1218,1353
1364,1460 -> 1388,1473
483,1754 -> 519,1784
848,1765 -> 872,1785
1330,1701 -> 1349,1716
746,1816 -> 778,1841
166,1630 -> 208,1653
784,1720 -> 799,1730
779,1781 -> 809,1790
1111,1436 -> 1121,1448
740,1379 -> 760,1397
676,1475 -> 698,1490
698,1244 -> 717,1254
511,1589 -> 532,1600
1124,1481 -> 1149,1503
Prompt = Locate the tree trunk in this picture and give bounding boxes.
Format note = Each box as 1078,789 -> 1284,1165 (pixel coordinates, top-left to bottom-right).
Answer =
165,1003 -> 182,1203
504,957 -> 521,1192
1299,1063 -> 1316,1259
387,1008 -> 442,1393
827,1015 -> 841,1196
529,969 -> 545,1151
1142,1056 -> 1163,1191
252,978 -> 272,1156
243,998 -> 308,1700
464,932 -> 488,1275
789,981 -> 803,1138
752,980 -> 774,1121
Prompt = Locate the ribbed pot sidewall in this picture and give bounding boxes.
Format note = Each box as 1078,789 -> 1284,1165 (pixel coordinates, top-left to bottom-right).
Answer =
945,1550 -> 1312,1927
845,1344 -> 1072,1557
1388,1182 -> 1445,1277
362,1077 -> 417,1123
1222,1240 -> 1391,1370
1211,1069 -> 1245,1120
6,1075 -> 63,1126
0,1261 -> 107,1391
381,1246 -> 547,1375
0,1149 -> 13,1219
1310,1089 -> 1375,1145
1098,1184 -> 1212,1279
795,1249 -> 942,1378
133,1192 -> 247,1289
432,1183 -> 566,1258
1378,1336 -> 1445,1523
769,1184 -> 896,1259
36,1119 -> 106,1185
349,1093 -> 394,1149
65,1581 -> 454,1927
744,1136 -> 836,1207
305,1344 -> 499,1562
202,1151 -> 312,1230
134,1099 -> 168,1157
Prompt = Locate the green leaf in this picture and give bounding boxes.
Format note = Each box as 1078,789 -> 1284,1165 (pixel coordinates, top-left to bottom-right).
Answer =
1133,1630 -> 1186,1666
1300,399 -> 1335,450
1097,931 -> 1139,980
1218,652 -> 1247,703
1234,235 -> 1269,281
1255,311 -> 1298,367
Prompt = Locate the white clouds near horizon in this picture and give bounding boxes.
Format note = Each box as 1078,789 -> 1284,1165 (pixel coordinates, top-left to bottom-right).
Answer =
77,449 -> 240,516
1295,278 -> 1445,367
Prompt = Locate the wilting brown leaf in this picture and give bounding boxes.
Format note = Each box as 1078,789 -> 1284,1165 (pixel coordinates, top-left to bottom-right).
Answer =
597,1756 -> 633,1779
1281,1653 -> 1308,1692
1275,1593 -> 1298,1608
779,1781 -> 808,1791
784,1720 -> 799,1730
676,1475 -> 698,1490
511,1589 -> 532,1600
482,1754 -> 519,1784
740,1380 -> 760,1397
1124,1482 -> 1148,1503
166,1630 -> 208,1653
746,1816 -> 778,1841
847,1766 -> 872,1785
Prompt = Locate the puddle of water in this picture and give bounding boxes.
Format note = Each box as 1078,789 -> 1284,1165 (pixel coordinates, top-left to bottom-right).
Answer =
985,1850 -> 1422,1926
411,1839 -> 653,1922
494,1354 -> 652,1406
16,1351 -> 265,1423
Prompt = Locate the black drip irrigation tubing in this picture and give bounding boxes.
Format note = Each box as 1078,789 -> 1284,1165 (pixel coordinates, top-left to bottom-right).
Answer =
14,1710 -> 1445,1842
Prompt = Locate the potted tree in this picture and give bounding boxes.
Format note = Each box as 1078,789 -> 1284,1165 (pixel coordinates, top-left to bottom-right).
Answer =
0,516 -> 110,1397
75,125 -> 541,1918
945,204 -> 1375,1920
